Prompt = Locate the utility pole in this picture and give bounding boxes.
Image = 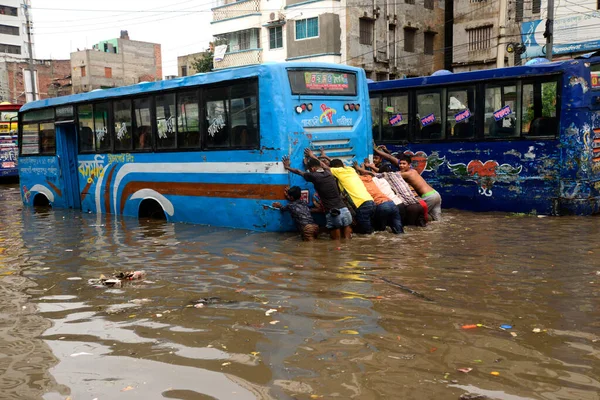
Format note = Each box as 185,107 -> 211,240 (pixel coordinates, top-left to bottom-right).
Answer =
496,0 -> 508,68
545,0 -> 554,61
23,2 -> 36,101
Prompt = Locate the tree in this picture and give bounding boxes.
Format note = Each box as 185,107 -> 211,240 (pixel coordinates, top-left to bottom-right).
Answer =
191,40 -> 227,73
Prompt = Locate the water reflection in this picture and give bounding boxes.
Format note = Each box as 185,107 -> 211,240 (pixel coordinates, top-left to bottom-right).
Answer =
1,183 -> 600,399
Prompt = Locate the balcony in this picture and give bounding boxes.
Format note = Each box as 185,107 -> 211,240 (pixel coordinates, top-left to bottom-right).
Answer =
214,49 -> 262,70
212,0 -> 260,22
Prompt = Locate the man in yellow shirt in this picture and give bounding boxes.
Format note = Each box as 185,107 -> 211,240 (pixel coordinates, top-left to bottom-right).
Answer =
305,149 -> 376,234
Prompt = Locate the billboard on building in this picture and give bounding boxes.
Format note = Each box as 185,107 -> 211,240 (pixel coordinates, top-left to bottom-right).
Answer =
521,11 -> 600,58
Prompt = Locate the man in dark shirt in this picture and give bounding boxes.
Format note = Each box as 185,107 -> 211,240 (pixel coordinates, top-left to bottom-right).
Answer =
282,156 -> 352,240
273,186 -> 319,241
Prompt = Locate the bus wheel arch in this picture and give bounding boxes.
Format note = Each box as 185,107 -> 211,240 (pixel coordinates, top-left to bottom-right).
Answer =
32,193 -> 51,207
138,198 -> 167,220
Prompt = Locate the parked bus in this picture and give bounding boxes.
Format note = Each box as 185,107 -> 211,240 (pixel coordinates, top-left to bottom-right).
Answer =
369,57 -> 600,215
17,62 -> 371,231
0,102 -> 20,179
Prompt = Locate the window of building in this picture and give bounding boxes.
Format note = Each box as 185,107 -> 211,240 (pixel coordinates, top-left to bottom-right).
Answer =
382,94 -> 409,142
105,67 -> 112,78
0,6 -> 18,17
404,28 -> 416,52
424,32 -> 435,55
466,26 -> 492,51
296,17 -> 319,40
155,93 -> 177,149
205,79 -> 259,149
177,90 -> 200,149
113,100 -> 133,152
81,66 -> 86,77
133,97 -> 153,150
359,18 -> 373,45
0,43 -> 21,54
236,30 -> 251,50
447,87 -> 476,140
95,103 -> 111,152
405,0 -> 415,4
521,80 -> 558,137
181,65 -> 187,76
0,24 -> 18,35
515,0 -> 523,22
424,0 -> 434,9
269,26 -> 283,49
532,0 -> 541,14
416,90 -> 443,140
484,83 -> 518,138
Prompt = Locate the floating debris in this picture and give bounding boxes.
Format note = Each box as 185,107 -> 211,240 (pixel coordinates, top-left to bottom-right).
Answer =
265,309 -> 278,316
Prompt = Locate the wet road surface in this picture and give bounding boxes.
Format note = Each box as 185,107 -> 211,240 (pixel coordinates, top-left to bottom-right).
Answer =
1,183 -> 599,400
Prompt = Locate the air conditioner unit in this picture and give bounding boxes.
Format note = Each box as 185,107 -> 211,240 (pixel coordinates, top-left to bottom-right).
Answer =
269,12 -> 276,20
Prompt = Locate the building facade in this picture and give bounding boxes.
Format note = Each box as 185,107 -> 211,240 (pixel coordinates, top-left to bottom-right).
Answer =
177,51 -> 207,77
70,31 -> 162,94
0,59 -> 70,104
209,0 -> 445,79
452,0 -> 600,73
0,0 -> 34,60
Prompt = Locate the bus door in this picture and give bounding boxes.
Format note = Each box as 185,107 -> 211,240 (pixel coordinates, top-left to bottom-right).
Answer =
55,122 -> 81,209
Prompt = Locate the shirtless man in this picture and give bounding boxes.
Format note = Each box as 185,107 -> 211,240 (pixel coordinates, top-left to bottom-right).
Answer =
374,146 -> 442,221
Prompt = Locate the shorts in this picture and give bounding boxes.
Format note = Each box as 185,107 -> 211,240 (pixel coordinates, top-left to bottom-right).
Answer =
301,223 -> 320,241
325,207 -> 353,229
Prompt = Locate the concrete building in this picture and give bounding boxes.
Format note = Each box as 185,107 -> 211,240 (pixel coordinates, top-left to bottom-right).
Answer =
70,31 -> 162,94
177,51 -> 207,77
451,0 -> 600,73
209,0 -> 445,79
0,59 -> 70,104
0,0 -> 34,60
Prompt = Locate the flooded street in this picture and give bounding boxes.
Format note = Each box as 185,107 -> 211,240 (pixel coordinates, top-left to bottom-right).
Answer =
1,182 -> 599,400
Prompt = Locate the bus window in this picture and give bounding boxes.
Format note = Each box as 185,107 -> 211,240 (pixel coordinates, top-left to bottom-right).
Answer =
155,94 -> 176,149
484,84 -> 518,138
95,102 -> 111,152
40,123 -> 56,155
205,87 -> 230,149
177,90 -> 200,149
382,94 -> 409,142
133,97 -> 153,150
416,90 -> 443,140
78,104 -> 95,152
370,96 -> 381,141
21,123 -> 39,155
114,100 -> 133,152
230,81 -> 258,148
522,80 -> 558,137
447,87 -> 475,140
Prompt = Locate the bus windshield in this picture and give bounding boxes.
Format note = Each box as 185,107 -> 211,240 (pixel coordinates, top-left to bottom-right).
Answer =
288,70 -> 357,96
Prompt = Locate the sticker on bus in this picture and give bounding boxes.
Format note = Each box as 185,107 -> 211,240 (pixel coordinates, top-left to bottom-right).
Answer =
389,113 -> 403,126
455,109 -> 471,123
493,105 -> 512,121
592,71 -> 600,89
420,113 -> 436,127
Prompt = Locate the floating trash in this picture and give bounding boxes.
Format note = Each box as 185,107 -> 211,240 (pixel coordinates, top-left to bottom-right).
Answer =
265,309 -> 277,316
500,324 -> 512,330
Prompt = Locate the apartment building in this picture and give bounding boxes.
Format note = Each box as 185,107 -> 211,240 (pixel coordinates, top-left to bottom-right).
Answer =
177,51 -> 208,77
0,59 -> 71,104
0,0 -> 33,60
209,0 -> 445,80
452,0 -> 600,73
70,31 -> 162,94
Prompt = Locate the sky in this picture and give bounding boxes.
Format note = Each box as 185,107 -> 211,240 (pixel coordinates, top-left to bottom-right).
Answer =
31,0 -> 216,77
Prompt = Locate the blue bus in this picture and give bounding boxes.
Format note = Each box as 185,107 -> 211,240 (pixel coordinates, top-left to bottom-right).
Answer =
0,103 -> 20,179
17,62 -> 372,231
369,57 -> 600,215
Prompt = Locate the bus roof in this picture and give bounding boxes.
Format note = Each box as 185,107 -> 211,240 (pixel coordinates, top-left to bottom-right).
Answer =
0,103 -> 21,111
20,62 -> 364,113
369,58 -> 596,92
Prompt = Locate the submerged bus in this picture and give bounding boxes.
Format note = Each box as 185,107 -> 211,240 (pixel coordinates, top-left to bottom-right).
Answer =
0,102 -> 20,179
17,62 -> 371,231
369,57 -> 600,215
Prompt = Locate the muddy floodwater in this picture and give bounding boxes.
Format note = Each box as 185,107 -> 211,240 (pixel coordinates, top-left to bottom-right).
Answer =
1,183 -> 599,400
